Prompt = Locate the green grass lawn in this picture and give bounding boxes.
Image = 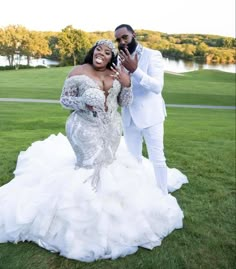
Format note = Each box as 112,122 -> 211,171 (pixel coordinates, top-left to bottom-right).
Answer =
0,67 -> 70,99
0,67 -> 235,107
164,70 -> 235,106
0,68 -> 235,269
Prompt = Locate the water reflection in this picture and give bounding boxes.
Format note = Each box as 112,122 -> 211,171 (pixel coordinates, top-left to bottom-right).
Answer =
164,58 -> 236,73
0,56 -> 59,67
0,55 -> 235,73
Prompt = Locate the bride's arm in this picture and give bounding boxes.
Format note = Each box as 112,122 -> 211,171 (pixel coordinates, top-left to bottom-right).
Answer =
60,76 -> 86,111
118,85 -> 133,107
116,67 -> 133,107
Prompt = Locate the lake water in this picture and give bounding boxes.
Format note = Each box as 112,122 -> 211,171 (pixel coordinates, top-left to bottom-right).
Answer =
0,55 -> 235,73
163,58 -> 235,73
0,56 -> 59,67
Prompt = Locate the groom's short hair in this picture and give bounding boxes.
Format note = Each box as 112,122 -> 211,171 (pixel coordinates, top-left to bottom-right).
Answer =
115,24 -> 135,34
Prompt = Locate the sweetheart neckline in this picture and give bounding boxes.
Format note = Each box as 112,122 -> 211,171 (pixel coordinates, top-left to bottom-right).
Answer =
68,74 -> 116,94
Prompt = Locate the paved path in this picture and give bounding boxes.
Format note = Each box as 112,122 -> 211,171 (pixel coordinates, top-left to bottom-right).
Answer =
0,98 -> 235,110
0,98 -> 59,104
166,104 -> 236,110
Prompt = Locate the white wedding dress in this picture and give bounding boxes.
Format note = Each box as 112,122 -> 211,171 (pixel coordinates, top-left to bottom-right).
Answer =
0,75 -> 188,262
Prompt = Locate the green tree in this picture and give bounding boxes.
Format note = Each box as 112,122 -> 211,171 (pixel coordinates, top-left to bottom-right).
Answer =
0,25 -> 51,67
47,34 -> 60,61
182,44 -> 196,60
223,37 -> 234,48
196,42 -> 208,57
21,31 -> 51,65
0,25 -> 28,66
58,25 -> 91,66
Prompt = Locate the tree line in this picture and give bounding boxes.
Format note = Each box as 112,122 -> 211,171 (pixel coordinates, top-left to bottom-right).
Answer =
0,24 -> 235,68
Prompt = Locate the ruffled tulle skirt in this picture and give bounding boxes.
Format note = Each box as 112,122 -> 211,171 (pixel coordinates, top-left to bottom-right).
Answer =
0,133 -> 188,262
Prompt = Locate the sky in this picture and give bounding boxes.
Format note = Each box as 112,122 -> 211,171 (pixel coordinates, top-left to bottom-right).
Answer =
0,0 -> 235,37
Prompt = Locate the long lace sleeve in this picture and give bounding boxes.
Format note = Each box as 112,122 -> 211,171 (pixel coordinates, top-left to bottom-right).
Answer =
60,76 -> 86,111
117,85 -> 133,107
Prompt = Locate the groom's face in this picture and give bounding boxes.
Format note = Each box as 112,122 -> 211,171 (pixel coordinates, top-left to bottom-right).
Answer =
115,27 -> 137,54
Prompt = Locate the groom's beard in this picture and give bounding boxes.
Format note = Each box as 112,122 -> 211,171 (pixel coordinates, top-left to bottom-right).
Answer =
118,37 -> 137,55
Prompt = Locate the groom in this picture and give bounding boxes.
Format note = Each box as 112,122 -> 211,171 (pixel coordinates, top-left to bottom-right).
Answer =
114,24 -> 168,195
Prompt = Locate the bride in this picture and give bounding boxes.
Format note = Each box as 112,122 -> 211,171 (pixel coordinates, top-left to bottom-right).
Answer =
0,39 -> 188,262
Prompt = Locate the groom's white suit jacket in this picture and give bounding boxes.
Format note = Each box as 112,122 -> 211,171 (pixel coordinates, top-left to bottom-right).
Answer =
122,46 -> 167,129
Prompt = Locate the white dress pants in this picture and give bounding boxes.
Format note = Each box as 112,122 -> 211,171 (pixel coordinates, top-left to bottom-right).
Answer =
123,120 -> 168,195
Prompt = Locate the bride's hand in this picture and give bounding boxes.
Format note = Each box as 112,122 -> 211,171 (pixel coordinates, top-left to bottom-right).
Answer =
86,104 -> 94,111
111,64 -> 131,88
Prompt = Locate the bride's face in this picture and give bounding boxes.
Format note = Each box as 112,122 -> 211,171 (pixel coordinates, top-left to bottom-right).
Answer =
93,45 -> 112,68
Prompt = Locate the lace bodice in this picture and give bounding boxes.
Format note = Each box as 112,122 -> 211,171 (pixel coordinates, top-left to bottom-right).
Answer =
60,75 -> 132,117
60,75 -> 133,190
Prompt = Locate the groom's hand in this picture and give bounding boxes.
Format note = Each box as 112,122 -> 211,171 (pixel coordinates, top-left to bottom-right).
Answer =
119,48 -> 138,73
